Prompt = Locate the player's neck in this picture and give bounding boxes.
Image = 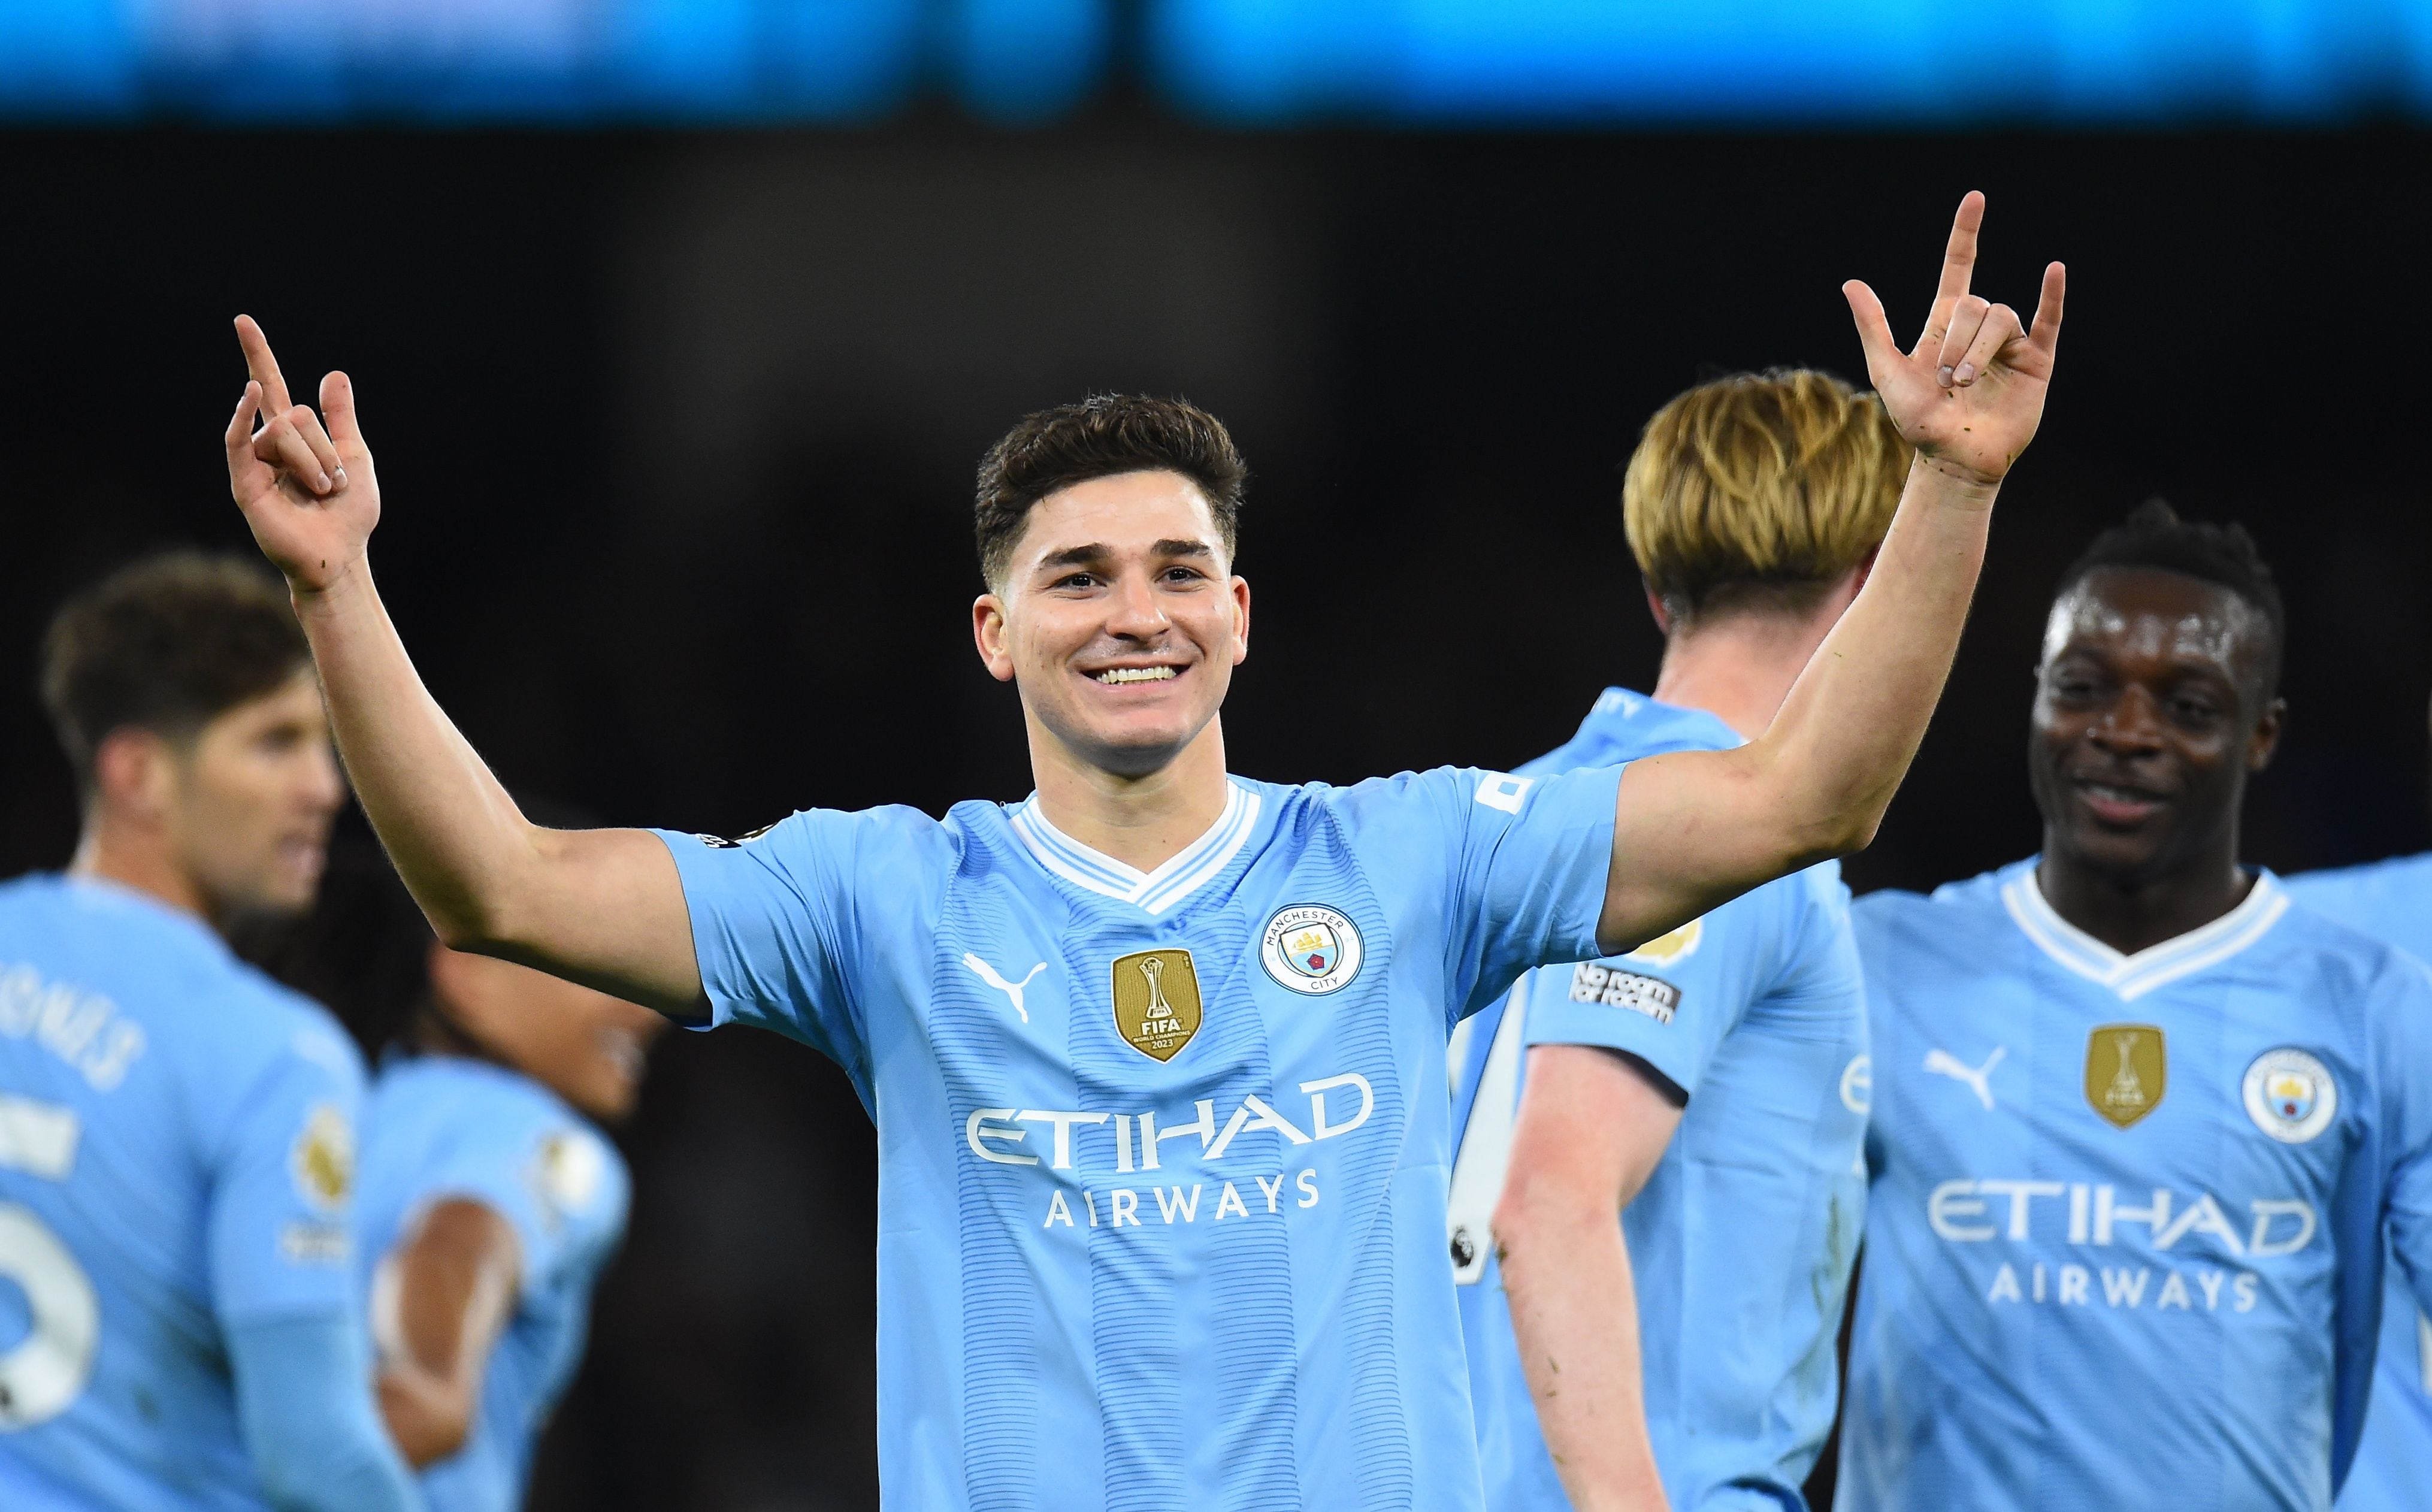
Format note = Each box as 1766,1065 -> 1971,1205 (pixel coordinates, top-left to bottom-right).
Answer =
2034,841 -> 2254,957
68,818 -> 213,927
1650,607 -> 1841,741
1027,716 -> 1234,873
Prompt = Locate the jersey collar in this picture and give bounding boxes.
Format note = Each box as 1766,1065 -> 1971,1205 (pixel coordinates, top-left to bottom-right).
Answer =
2000,864 -> 2288,1001
1008,780 -> 1262,917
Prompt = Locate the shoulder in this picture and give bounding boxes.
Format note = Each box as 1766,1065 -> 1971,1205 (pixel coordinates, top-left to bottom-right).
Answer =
1852,869 -> 2011,958
2269,888 -> 2432,1009
375,1060 -> 629,1246
1284,766 -> 1586,835
660,801 -> 968,897
188,953 -> 367,1099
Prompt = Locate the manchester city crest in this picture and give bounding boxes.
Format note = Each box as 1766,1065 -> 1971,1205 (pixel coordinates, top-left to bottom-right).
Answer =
2243,1047 -> 2338,1144
1260,904 -> 1365,995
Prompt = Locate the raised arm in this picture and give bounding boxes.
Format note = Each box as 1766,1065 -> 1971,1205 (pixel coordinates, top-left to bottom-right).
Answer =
225,317 -> 703,1014
1598,192 -> 2064,954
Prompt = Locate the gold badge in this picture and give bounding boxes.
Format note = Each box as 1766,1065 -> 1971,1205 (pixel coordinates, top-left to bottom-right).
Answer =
2085,1023 -> 2167,1129
290,1103 -> 356,1211
1626,917 -> 1703,966
1112,948 -> 1203,1062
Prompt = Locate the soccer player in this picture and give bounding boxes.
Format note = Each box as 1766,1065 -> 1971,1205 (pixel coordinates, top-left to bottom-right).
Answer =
252,833 -> 663,1510
221,193 -> 2062,1507
1840,503 -> 2432,1512
1450,370 -> 1896,1510
2281,778 -> 2432,1508
0,555 -> 419,1510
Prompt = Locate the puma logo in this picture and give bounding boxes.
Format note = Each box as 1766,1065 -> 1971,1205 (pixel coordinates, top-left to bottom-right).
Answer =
963,954 -> 1048,1023
1923,1045 -> 2007,1111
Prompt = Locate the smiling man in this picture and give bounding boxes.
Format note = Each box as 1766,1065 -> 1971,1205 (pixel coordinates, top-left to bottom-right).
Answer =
220,194 -> 2063,1508
1841,503 -> 2432,1512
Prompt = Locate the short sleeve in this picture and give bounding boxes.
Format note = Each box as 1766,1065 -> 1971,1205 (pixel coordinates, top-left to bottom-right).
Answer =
1521,880 -> 1784,1099
404,1115 -> 630,1293
208,1018 -> 369,1327
1334,764 -> 1622,1022
652,804 -> 951,1081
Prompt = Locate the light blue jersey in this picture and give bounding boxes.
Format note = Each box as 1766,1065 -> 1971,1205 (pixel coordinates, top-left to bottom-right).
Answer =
2283,853 -> 2432,1510
1446,689 -> 1870,1511
1843,860 -> 2432,1512
356,1056 -> 630,1512
0,875 -> 369,1508
652,764 -> 1625,1510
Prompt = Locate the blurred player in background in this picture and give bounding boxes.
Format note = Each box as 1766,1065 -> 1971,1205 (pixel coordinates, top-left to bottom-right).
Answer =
2280,727 -> 2432,1510
219,194 -> 2061,1507
250,822 -> 662,1512
0,554 -> 418,1510
1841,503 -> 2432,1512
1450,370 -> 1896,1509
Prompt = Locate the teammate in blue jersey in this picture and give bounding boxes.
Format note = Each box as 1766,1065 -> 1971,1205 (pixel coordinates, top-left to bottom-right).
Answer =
1450,370 -> 1893,1510
0,555 -> 419,1510
2284,832 -> 2432,1506
220,193 -> 2065,1506
252,833 -> 663,1510
1841,503 -> 2432,1512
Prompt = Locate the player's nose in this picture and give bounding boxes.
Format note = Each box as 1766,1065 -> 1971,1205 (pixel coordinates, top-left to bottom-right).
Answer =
2087,685 -> 2170,752
1103,571 -> 1171,637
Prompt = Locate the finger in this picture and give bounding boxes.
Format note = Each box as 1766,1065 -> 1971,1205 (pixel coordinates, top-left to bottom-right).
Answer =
225,382 -> 262,461
2026,261 -> 2067,355
1935,295 -> 1991,386
320,370 -> 365,474
1842,279 -> 1900,380
1952,303 -> 2023,386
1934,191 -> 1986,307
253,412 -> 335,495
283,401 -> 344,485
234,315 -> 295,416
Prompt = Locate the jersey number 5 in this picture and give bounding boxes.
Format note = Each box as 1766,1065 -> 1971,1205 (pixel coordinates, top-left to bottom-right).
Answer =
0,1203 -> 100,1429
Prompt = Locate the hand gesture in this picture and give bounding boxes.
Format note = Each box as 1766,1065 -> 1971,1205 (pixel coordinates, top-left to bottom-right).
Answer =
224,315 -> 378,594
1844,192 -> 2065,488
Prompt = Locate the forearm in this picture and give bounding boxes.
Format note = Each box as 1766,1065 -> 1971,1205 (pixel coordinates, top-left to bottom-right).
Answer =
1758,454 -> 1998,858
294,564 -> 537,948
1498,1201 -> 1669,1512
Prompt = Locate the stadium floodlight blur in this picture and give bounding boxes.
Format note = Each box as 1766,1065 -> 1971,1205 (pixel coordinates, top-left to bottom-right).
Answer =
2,0 -> 2428,123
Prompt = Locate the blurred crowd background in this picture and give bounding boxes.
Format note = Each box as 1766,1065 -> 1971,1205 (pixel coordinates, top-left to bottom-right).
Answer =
5,4 -> 2432,1507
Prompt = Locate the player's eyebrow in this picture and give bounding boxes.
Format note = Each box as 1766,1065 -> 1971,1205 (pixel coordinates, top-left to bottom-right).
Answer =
1152,539 -> 1216,561
1034,539 -> 1216,573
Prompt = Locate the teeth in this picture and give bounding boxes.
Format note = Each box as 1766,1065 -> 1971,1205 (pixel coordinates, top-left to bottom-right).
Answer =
1096,667 -> 1176,684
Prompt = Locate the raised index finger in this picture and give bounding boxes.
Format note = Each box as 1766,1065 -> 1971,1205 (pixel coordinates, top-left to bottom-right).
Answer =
233,315 -> 295,417
1934,190 -> 1988,306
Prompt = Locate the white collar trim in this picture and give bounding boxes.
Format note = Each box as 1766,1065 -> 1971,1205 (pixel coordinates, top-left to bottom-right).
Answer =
2001,867 -> 2287,1002
1008,781 -> 1261,916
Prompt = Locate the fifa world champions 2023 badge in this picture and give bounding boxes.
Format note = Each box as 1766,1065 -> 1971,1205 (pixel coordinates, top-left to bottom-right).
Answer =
2085,1024 -> 2166,1129
1112,949 -> 1203,1062
2242,1047 -> 2337,1144
1259,905 -> 1365,996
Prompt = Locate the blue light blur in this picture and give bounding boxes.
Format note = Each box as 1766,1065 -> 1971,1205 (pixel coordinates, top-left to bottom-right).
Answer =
1,0 -> 2426,123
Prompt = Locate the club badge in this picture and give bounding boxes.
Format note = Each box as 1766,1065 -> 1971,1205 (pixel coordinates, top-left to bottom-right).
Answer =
290,1103 -> 356,1212
2243,1047 -> 2337,1144
1112,948 -> 1203,1062
2085,1023 -> 2166,1129
1260,904 -> 1365,995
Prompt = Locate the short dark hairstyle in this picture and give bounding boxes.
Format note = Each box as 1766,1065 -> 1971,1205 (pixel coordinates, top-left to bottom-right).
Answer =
41,551 -> 310,792
2055,499 -> 2286,699
973,394 -> 1248,587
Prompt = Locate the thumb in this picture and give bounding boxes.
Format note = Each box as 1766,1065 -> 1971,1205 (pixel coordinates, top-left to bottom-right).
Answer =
1842,279 -> 1899,385
321,370 -> 368,460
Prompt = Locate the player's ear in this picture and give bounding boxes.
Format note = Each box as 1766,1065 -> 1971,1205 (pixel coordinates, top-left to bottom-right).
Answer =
1642,582 -> 1671,636
1230,576 -> 1250,666
92,727 -> 176,827
972,593 -> 1017,684
2248,695 -> 2287,773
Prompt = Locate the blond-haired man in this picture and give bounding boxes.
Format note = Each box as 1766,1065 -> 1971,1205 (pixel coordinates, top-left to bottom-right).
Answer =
1448,370 -> 1908,1511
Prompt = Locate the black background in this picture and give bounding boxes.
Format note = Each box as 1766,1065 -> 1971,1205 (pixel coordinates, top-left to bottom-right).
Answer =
5,123 -> 2428,1508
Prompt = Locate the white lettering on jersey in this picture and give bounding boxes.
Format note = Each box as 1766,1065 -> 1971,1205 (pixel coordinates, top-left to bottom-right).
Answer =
0,964 -> 147,1093
1926,1177 -> 2317,1265
1923,1045 -> 2006,1109
963,954 -> 1048,1024
1474,773 -> 1535,815
0,1095 -> 80,1181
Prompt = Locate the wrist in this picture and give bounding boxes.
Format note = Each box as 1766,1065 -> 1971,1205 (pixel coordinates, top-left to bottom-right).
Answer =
1910,453 -> 2005,508
289,555 -> 375,622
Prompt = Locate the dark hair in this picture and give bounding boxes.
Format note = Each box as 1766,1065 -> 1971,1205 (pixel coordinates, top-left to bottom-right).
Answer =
243,794 -> 601,1061
2056,500 -> 2286,698
973,394 -> 1248,587
41,551 -> 308,793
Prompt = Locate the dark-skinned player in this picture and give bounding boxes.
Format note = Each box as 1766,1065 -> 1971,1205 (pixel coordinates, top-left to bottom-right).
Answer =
1838,502 -> 2432,1512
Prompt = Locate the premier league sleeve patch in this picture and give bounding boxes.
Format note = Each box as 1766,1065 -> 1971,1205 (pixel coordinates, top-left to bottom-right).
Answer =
2242,1048 -> 2337,1144
1259,905 -> 1365,995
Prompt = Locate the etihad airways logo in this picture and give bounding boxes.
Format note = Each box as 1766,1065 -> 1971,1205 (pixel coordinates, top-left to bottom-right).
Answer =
1929,1178 -> 2316,1259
